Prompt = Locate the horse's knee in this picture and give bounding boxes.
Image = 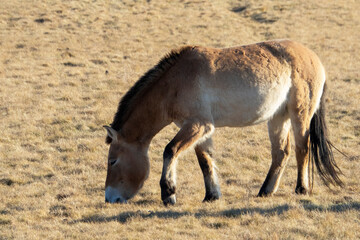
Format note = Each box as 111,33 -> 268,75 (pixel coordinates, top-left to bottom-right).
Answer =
163,143 -> 175,160
271,149 -> 290,167
295,143 -> 309,155
196,152 -> 212,175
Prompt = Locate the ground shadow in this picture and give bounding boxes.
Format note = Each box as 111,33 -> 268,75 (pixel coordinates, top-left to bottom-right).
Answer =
73,201 -> 360,224
73,210 -> 191,224
299,200 -> 360,212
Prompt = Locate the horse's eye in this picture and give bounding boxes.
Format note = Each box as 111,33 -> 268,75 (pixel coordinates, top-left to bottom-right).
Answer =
109,159 -> 117,166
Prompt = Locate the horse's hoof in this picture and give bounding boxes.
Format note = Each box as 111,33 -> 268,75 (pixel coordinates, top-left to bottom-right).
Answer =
203,193 -> 221,202
295,186 -> 309,195
163,194 -> 176,206
257,190 -> 272,197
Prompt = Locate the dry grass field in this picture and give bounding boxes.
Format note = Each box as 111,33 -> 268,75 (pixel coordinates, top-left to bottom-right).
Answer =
1,0 -> 359,239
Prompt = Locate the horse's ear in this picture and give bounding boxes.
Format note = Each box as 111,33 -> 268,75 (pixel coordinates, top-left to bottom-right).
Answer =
104,126 -> 119,144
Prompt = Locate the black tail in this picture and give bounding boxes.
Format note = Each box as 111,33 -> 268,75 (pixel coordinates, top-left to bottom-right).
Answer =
309,84 -> 343,189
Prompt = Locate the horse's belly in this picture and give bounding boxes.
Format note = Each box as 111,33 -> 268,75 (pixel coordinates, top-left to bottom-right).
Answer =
210,81 -> 291,127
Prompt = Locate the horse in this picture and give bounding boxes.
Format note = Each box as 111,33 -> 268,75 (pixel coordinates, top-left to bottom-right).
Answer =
103,39 -> 343,205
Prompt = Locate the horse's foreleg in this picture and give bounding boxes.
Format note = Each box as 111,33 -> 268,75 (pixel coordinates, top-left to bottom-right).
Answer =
160,119 -> 214,206
258,115 -> 291,197
195,137 -> 221,202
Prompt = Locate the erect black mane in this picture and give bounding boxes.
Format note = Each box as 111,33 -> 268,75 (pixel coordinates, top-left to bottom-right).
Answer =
106,46 -> 193,144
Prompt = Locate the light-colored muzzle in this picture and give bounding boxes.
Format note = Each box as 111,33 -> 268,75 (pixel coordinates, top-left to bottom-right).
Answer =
105,186 -> 127,203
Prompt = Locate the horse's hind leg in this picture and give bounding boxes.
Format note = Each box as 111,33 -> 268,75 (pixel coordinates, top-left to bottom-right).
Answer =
290,112 -> 311,194
195,137 -> 221,202
160,119 -> 214,206
258,113 -> 291,197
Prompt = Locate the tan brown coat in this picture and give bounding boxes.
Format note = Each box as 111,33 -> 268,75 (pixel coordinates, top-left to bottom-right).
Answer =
104,40 -> 342,205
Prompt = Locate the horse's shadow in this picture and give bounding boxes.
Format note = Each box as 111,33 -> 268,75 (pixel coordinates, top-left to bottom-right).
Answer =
74,201 -> 360,224
75,210 -> 191,224
299,200 -> 360,212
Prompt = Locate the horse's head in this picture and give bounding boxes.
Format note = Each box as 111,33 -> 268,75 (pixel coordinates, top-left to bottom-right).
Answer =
104,126 -> 150,203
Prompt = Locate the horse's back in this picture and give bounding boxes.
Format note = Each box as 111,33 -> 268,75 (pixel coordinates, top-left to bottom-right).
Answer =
167,40 -> 325,127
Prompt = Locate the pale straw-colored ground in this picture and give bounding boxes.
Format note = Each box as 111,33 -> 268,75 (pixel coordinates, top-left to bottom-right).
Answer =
0,0 -> 359,239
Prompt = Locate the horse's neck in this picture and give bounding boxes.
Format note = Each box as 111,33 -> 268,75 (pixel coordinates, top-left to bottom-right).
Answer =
120,94 -> 170,145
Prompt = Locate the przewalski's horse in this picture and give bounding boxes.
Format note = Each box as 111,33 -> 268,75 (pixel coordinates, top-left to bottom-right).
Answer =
104,40 -> 342,205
